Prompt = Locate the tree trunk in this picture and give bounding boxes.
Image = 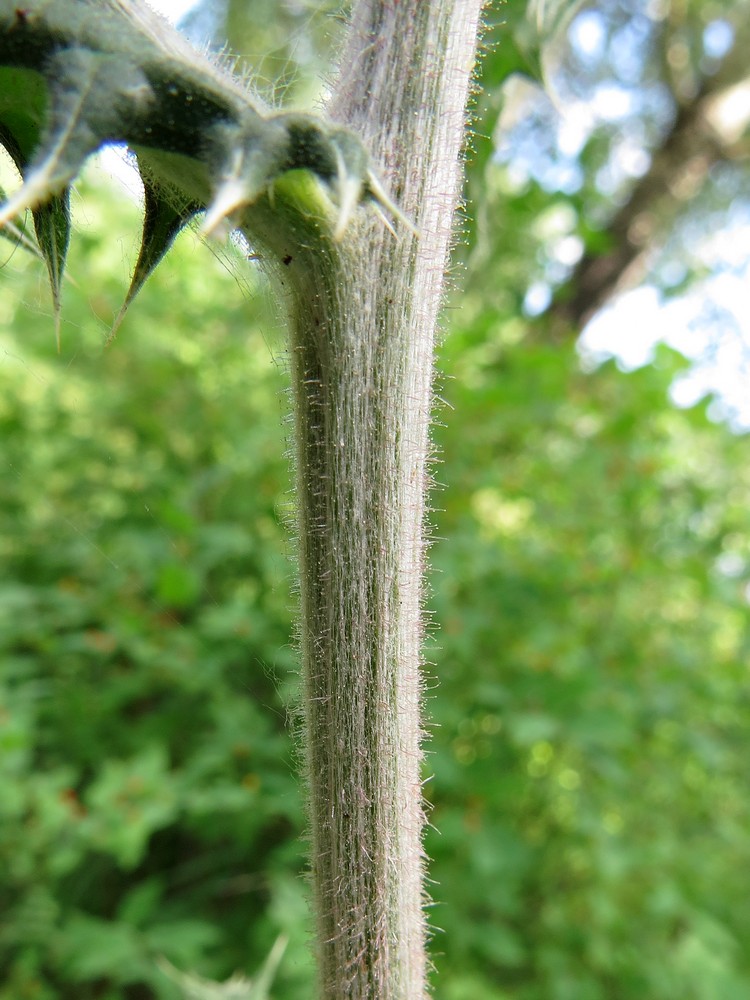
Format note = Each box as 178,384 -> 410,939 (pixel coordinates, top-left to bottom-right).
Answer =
281,2 -> 483,996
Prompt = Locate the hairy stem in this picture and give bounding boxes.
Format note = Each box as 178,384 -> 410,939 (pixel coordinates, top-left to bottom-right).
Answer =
271,2 -> 483,996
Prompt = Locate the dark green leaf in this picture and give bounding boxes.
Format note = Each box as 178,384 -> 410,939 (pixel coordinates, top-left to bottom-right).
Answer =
112,175 -> 199,336
32,191 -> 70,347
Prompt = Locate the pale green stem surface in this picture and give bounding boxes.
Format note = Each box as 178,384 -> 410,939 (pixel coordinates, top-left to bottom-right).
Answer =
260,2 -> 484,996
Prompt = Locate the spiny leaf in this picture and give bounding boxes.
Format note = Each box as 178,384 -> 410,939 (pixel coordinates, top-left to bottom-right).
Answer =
32,190 -> 71,350
0,0 -> 409,343
0,134 -> 45,261
111,177 -> 199,338
1,116 -> 68,341
0,47 -> 147,228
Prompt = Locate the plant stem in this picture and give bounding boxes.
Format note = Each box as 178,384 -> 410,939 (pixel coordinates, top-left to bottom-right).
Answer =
272,2 -> 483,996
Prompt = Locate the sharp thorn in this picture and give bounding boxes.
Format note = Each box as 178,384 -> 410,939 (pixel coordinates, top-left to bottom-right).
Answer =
0,171 -> 53,228
366,169 -> 419,238
332,149 -> 361,240
1,219 -> 43,259
107,305 -> 127,345
116,175 -> 199,337
333,178 -> 362,241
370,202 -> 398,239
200,177 -> 249,238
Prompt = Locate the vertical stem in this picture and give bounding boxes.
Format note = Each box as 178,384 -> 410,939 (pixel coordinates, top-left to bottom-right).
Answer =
284,2 -> 483,996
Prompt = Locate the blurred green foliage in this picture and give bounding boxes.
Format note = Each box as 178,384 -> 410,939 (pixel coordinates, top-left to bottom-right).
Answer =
428,317 -> 750,999
0,166 -> 310,999
2,0 -> 750,998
